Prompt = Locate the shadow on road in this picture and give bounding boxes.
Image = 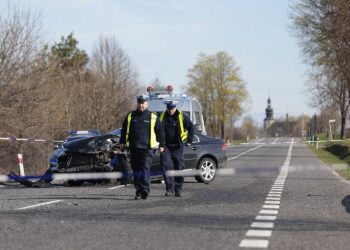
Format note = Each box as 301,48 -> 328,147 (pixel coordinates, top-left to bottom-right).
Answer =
341,195 -> 350,213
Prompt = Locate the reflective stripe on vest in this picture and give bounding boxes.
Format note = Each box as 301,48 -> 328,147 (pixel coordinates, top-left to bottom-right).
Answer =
126,112 -> 158,148
160,111 -> 188,142
150,113 -> 157,148
125,112 -> 132,148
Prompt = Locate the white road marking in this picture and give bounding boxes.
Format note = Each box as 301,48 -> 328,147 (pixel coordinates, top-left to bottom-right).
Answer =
239,138 -> 294,249
266,197 -> 281,201
240,239 -> 269,248
259,209 -> 279,215
270,190 -> 283,192
265,201 -> 280,204
263,205 -> 280,209
255,215 -> 277,221
15,200 -> 62,210
228,145 -> 264,161
271,138 -> 279,144
108,185 -> 127,190
246,230 -> 272,237
267,194 -> 281,197
251,222 -> 274,228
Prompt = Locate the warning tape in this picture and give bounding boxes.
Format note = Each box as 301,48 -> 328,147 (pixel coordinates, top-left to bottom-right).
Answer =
0,169 -> 237,184
0,137 -> 63,143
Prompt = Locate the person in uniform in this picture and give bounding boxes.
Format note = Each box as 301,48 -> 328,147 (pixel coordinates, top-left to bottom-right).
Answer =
120,95 -> 165,200
160,100 -> 194,197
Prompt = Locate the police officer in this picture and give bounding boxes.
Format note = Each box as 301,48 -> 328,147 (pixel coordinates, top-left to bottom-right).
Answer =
160,100 -> 194,197
120,95 -> 165,200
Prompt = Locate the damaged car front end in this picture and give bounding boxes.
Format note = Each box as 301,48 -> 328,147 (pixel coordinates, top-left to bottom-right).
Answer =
9,129 -> 132,187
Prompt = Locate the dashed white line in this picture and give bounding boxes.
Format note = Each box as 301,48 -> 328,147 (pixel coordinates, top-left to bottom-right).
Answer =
266,197 -> 281,201
265,201 -> 280,204
239,138 -> 294,248
251,222 -> 274,228
246,230 -> 272,237
259,209 -> 279,215
263,205 -> 280,209
255,215 -> 277,221
15,200 -> 62,210
267,194 -> 281,197
240,239 -> 269,248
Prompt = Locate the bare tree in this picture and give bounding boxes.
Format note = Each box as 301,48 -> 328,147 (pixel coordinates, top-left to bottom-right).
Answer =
306,69 -> 349,138
0,3 -> 57,174
290,0 -> 350,138
89,35 -> 140,131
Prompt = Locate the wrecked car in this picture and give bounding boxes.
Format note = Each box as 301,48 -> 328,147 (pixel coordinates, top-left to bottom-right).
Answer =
9,128 -> 228,187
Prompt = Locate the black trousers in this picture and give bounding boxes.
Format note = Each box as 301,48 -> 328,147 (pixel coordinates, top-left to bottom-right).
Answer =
160,146 -> 184,193
130,149 -> 154,194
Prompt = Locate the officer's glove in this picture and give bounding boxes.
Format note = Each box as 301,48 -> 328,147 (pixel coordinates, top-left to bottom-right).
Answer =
186,142 -> 192,147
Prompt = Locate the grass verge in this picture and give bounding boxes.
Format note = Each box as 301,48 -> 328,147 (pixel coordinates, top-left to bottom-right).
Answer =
307,142 -> 350,179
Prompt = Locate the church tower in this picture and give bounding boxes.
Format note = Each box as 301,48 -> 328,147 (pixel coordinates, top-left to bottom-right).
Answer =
264,97 -> 275,130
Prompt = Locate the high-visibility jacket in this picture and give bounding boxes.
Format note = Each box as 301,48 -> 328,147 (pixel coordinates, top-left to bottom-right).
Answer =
159,111 -> 188,142
125,111 -> 158,148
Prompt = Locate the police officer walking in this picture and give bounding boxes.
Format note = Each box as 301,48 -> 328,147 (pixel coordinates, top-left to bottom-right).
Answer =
160,100 -> 194,197
120,95 -> 165,200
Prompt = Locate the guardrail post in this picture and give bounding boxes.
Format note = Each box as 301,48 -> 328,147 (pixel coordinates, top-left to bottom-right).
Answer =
17,154 -> 25,176
316,141 -> 319,149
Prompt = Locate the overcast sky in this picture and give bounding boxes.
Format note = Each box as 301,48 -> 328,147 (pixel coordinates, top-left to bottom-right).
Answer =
1,0 -> 315,125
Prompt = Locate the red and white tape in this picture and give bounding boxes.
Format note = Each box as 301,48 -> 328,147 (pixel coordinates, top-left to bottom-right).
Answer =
0,137 -> 63,143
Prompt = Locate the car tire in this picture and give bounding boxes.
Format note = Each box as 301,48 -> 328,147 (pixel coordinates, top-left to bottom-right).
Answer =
195,157 -> 217,184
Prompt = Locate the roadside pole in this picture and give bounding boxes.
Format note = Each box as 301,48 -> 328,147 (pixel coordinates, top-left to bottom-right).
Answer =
17,154 -> 25,176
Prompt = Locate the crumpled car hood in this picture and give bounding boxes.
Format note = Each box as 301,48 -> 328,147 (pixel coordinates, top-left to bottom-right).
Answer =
64,134 -> 116,154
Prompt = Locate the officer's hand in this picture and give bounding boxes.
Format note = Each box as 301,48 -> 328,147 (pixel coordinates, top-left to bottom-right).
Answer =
186,142 -> 192,147
159,147 -> 164,153
120,144 -> 125,152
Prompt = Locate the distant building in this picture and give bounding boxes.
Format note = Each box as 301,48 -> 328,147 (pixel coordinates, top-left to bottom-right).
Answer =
264,97 -> 275,130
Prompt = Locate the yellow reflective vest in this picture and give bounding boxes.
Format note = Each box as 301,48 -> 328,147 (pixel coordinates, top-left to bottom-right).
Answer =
125,112 -> 158,148
159,111 -> 188,142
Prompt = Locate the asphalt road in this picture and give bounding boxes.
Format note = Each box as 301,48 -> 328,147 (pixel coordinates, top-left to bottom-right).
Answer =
1,137 -> 350,250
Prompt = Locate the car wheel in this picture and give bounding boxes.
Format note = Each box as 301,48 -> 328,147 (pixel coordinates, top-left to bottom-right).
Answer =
195,157 -> 217,184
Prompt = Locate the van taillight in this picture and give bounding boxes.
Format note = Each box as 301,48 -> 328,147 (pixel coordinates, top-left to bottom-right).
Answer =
221,143 -> 227,150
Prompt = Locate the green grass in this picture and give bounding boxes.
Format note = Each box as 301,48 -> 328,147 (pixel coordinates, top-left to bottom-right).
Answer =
307,142 -> 350,179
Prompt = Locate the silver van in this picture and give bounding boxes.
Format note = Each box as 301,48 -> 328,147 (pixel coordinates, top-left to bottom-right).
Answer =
146,87 -> 206,135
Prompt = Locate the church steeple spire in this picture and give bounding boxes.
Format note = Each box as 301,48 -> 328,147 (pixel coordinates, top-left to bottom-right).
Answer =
264,96 -> 275,130
265,96 -> 274,119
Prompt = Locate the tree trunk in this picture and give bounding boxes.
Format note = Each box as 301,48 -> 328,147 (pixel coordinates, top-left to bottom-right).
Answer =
220,120 -> 225,140
340,115 -> 346,139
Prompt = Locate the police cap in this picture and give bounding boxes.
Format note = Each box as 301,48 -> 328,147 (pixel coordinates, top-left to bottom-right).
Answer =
136,94 -> 149,103
165,100 -> 178,109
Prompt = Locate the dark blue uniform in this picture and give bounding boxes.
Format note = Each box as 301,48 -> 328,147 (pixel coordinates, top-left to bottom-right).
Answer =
120,109 -> 164,199
160,109 -> 194,196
